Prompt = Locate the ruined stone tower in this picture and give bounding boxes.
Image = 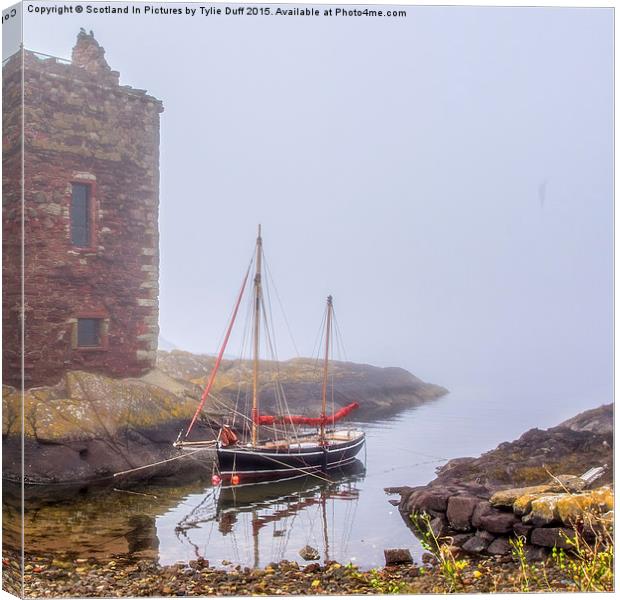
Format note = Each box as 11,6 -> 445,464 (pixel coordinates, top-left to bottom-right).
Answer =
2,31 -> 163,387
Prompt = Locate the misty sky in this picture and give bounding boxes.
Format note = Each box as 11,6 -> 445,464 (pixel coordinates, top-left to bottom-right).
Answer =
19,4 -> 613,403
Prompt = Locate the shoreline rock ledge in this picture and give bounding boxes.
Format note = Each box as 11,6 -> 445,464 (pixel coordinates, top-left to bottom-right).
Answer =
390,404 -> 613,560
3,350 -> 447,486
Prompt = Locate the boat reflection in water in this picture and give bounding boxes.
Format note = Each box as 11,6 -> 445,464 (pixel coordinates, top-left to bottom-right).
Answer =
174,460 -> 366,567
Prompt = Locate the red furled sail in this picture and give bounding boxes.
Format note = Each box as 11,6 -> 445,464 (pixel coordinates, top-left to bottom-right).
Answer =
255,402 -> 359,426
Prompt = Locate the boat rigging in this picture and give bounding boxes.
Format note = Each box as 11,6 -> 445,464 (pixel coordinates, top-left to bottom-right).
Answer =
174,226 -> 365,486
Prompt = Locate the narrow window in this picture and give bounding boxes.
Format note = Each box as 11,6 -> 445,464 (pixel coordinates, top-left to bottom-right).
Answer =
71,183 -> 91,247
77,318 -> 101,347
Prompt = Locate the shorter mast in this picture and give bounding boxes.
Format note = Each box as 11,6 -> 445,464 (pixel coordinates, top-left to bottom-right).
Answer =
319,295 -> 333,443
251,225 -> 263,447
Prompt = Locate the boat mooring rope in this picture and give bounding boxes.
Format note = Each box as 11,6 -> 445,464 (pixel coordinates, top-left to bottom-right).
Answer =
245,452 -> 334,484
112,488 -> 159,499
112,448 -> 208,478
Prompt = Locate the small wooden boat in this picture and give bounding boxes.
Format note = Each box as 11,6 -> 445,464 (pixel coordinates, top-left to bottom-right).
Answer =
216,429 -> 365,485
174,227 -> 365,486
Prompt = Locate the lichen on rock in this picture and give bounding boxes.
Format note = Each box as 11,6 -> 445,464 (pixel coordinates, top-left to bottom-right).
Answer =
555,486 -> 613,526
4,369 -> 212,442
3,369 -> 225,484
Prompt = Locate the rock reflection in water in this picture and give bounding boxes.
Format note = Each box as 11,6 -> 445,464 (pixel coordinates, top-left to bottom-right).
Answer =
125,514 -> 160,556
5,479 -> 208,559
7,460 -> 366,568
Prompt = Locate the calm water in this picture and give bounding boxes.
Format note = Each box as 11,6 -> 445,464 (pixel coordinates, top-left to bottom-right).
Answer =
12,382 -> 610,569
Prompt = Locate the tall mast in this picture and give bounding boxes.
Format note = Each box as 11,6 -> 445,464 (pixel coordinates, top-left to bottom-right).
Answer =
320,295 -> 333,443
251,225 -> 263,446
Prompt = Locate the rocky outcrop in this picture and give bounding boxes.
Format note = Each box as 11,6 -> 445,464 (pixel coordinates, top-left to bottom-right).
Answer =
416,404 -> 612,492
559,405 -> 614,435
2,369 -> 224,485
156,350 -> 448,421
490,474 -> 586,508
393,404 -> 613,559
404,478 -> 612,558
3,350 -> 447,485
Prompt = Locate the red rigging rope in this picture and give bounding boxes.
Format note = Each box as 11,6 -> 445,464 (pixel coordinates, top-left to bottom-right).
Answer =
255,402 -> 359,426
184,264 -> 252,439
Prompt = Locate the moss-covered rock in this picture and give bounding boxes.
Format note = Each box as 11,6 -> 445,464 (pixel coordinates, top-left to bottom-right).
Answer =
492,485 -> 557,509
507,486 -> 614,529
2,369 -> 226,485
3,369 -> 221,441
4,349 -> 444,485
512,493 -> 548,516
156,350 -> 448,421
490,475 -> 586,509
523,495 -> 562,526
396,405 -> 613,557
555,486 -> 614,526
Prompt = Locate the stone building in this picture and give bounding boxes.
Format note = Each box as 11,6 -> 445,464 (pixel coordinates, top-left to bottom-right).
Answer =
2,31 -> 163,387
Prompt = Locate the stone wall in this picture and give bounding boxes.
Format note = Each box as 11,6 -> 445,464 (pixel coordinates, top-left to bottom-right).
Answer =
2,31 -> 163,387
391,405 -> 613,562
2,50 -> 23,387
400,478 -> 613,561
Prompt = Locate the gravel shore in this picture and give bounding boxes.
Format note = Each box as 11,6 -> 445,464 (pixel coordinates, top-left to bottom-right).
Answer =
2,549 -> 585,597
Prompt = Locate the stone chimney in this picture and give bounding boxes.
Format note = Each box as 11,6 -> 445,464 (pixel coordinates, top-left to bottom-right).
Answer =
71,29 -> 120,84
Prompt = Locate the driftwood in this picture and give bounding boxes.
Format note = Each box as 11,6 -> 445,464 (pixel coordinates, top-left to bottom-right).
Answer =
580,465 -> 606,487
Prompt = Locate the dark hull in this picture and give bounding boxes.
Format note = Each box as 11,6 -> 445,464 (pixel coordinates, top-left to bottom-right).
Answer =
216,434 -> 365,486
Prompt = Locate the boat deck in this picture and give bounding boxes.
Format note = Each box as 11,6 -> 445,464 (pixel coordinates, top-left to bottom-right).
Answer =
176,429 -> 364,452
262,430 -> 363,450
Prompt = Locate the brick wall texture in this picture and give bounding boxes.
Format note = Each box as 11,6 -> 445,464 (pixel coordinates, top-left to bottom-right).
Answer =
2,31 -> 164,387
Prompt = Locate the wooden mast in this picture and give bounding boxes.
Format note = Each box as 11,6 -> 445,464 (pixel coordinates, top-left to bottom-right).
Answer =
320,295 -> 333,443
251,225 -> 263,446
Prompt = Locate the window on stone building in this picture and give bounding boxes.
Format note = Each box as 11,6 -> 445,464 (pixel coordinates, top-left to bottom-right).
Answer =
77,318 -> 101,347
71,183 -> 92,247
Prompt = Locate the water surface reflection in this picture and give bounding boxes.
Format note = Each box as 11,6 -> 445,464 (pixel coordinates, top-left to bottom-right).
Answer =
172,463 -> 365,568
9,386 -> 608,569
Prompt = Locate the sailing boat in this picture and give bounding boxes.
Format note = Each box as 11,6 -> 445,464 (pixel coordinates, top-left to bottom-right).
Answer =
174,226 -> 365,486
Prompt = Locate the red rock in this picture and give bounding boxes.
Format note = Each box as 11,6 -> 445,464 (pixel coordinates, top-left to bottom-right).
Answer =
384,549 -> 413,566
450,533 -> 474,547
513,522 -> 533,541
462,531 -> 494,554
446,496 -> 479,531
486,537 -> 512,555
416,489 -> 451,512
471,501 -> 494,528
524,545 -> 548,562
479,511 -> 519,534
429,515 -> 448,538
530,527 -> 576,549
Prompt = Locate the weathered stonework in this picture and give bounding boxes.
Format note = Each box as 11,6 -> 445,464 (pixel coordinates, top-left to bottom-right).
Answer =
2,31 -> 163,387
